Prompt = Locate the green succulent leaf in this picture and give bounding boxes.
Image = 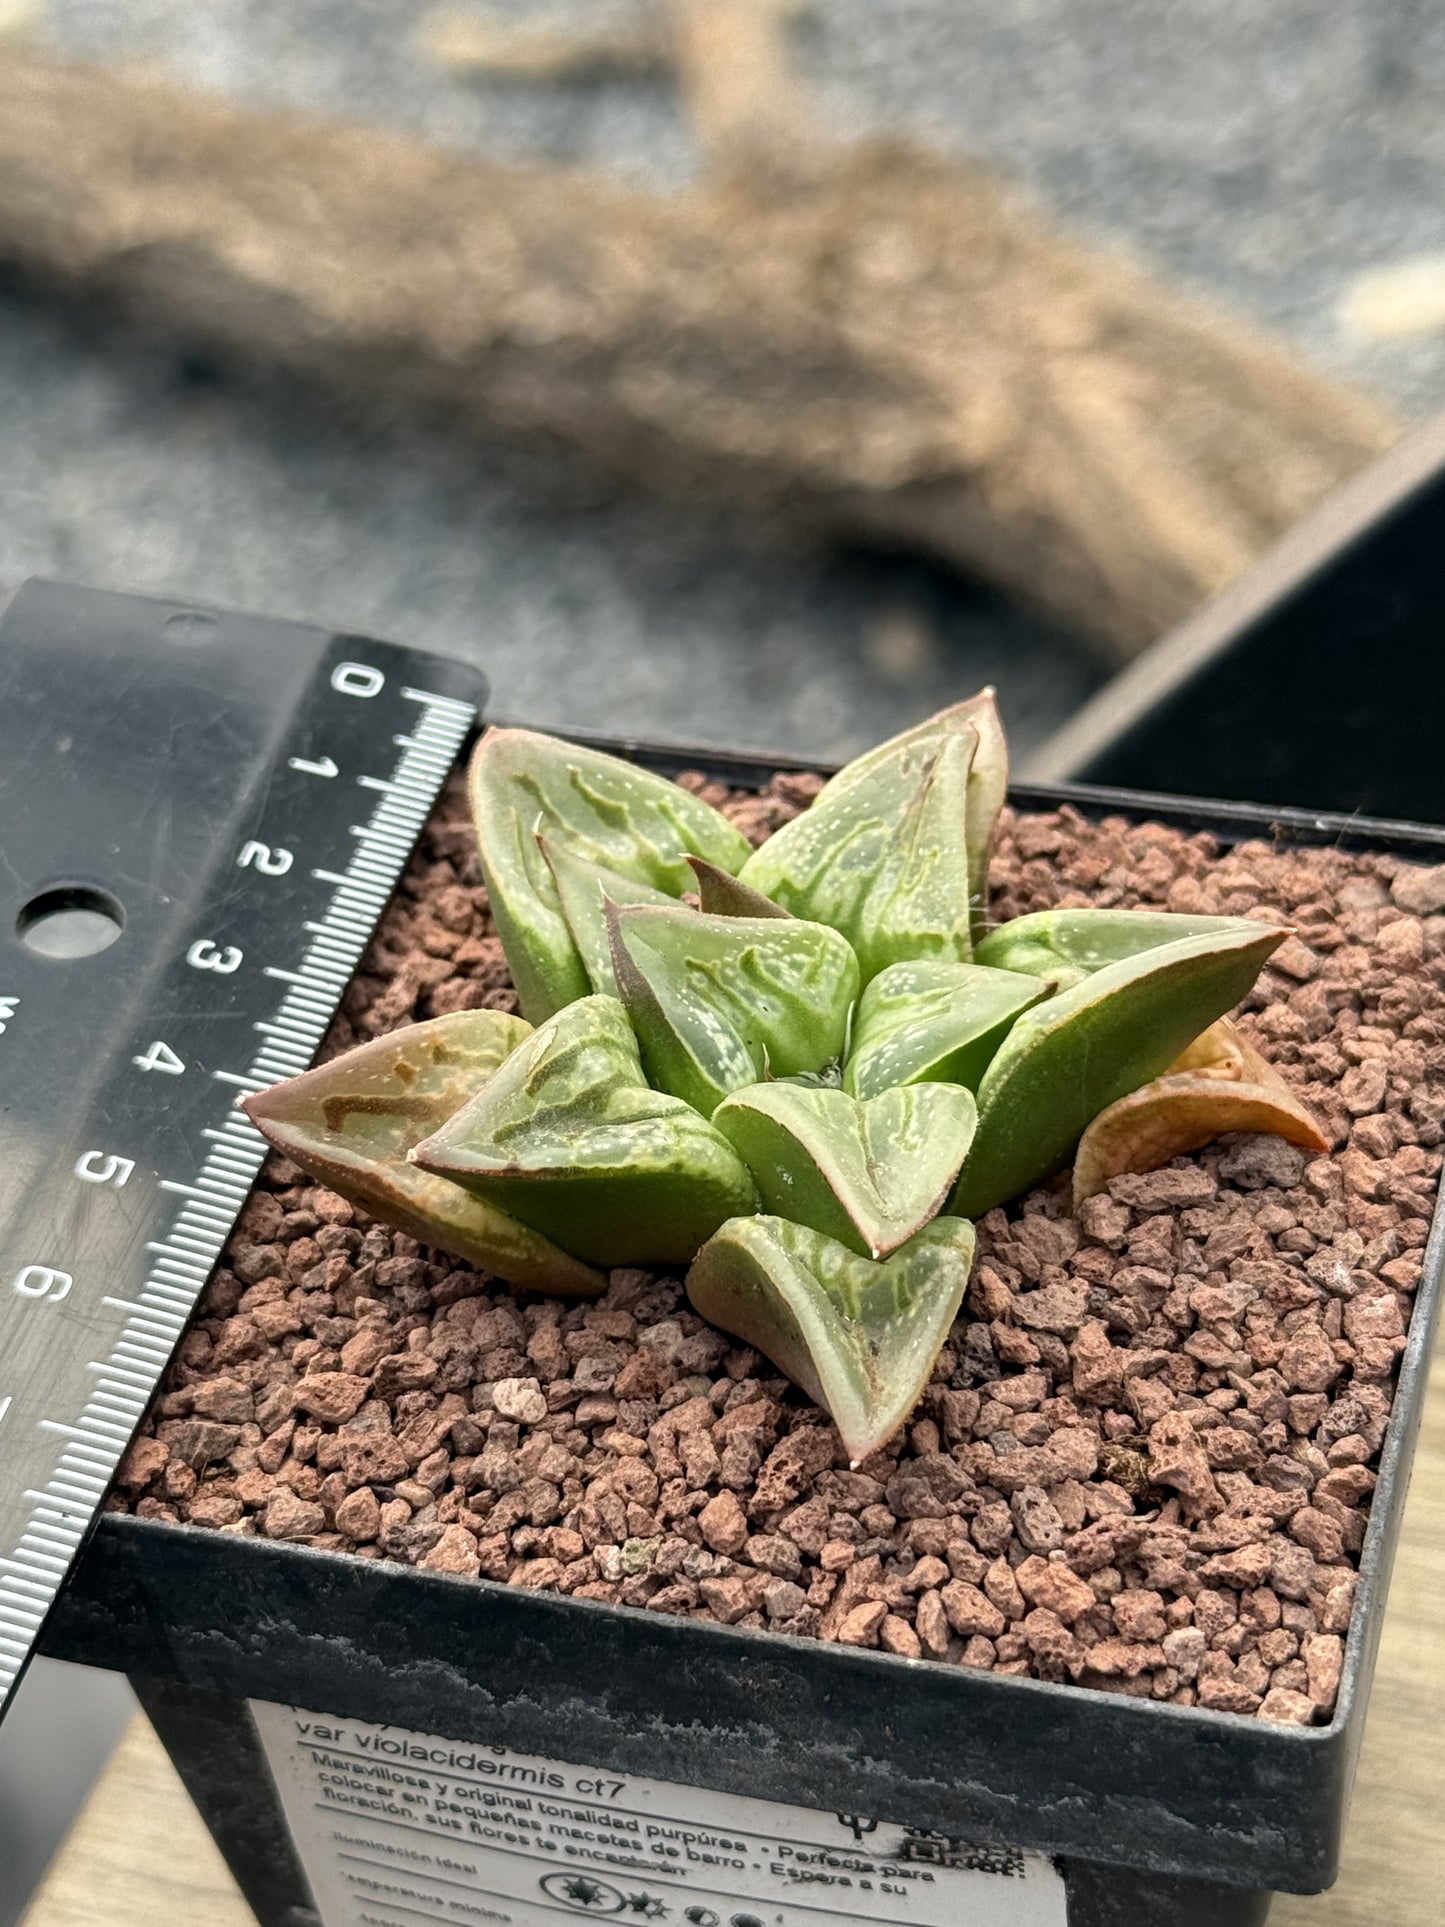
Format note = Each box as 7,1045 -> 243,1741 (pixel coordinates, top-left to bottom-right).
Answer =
687,856 -> 792,919
829,690 -> 1007,946
844,958 -> 1048,1100
686,1215 -> 976,1465
411,995 -> 759,1266
976,908 -> 1268,991
469,728 -> 753,1021
241,1011 -> 606,1300
538,835 -> 676,998
949,922 -> 1287,1217
608,902 -> 860,1117
738,728 -> 976,981
713,1081 -> 977,1258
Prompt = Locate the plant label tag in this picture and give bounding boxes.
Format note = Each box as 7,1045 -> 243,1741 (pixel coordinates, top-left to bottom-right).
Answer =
250,1699 -> 1067,1927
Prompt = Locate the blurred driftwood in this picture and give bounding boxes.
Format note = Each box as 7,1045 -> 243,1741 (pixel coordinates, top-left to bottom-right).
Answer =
0,46 -> 1397,657
419,8 -> 673,83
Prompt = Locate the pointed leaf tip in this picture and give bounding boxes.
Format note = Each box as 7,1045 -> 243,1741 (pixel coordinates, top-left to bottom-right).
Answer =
240,1010 -> 606,1298
951,921 -> 1287,1217
469,727 -> 752,1020
687,856 -> 792,919
686,1215 -> 975,1465
713,1081 -> 976,1257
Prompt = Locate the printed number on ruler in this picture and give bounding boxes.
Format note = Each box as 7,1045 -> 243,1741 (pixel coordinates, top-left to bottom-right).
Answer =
74,1153 -> 135,1188
288,661 -> 387,779
12,1265 -> 73,1303
238,841 -> 293,876
0,658 -> 480,1717
187,941 -> 243,974
134,1040 -> 185,1076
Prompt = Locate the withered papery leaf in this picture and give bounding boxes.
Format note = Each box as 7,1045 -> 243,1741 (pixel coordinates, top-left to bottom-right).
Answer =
1169,1014 -> 1277,1082
469,728 -> 753,1021
687,856 -> 792,919
538,834 -> 675,998
1072,1015 -> 1328,1203
242,1011 -> 606,1300
824,691 -> 1007,946
1072,1076 -> 1330,1206
976,907 -> 1268,991
686,1215 -> 976,1466
608,902 -> 859,1117
713,1081 -> 977,1258
411,994 -> 758,1266
844,958 -> 1047,1100
950,921 -> 1287,1217
738,729 -> 976,981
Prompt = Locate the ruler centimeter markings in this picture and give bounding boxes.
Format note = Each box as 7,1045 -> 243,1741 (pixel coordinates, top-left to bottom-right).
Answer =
0,582 -> 486,1717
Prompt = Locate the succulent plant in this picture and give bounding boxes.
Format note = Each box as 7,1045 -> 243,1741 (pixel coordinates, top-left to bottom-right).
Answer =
245,693 -> 1316,1463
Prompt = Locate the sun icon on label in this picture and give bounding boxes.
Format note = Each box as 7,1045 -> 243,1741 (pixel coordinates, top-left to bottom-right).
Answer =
540,1872 -> 628,1913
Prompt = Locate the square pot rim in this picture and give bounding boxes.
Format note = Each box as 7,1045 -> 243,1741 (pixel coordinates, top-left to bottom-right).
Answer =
45,756 -> 1445,1895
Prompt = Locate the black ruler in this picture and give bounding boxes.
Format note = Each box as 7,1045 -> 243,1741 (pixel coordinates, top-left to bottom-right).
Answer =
0,580 -> 485,1717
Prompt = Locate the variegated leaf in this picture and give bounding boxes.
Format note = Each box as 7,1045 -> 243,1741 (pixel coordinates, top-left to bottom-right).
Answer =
608,902 -> 859,1117
713,1081 -> 977,1257
469,728 -> 752,1020
844,958 -> 1047,1100
738,728 -> 975,981
412,995 -> 759,1266
242,1011 -> 606,1299
950,922 -> 1286,1217
686,1215 -> 975,1465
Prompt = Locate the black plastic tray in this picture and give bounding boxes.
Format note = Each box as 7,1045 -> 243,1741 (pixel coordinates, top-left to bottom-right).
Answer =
42,744 -> 1445,1911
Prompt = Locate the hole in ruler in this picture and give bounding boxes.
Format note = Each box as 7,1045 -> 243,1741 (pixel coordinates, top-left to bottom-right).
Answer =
17,886 -> 125,959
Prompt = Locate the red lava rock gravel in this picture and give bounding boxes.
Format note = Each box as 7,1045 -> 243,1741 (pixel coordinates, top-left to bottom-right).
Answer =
110,765 -> 1445,1726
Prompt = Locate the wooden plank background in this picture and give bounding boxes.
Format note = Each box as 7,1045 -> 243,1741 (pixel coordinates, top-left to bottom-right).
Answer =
21,1333 -> 1445,1927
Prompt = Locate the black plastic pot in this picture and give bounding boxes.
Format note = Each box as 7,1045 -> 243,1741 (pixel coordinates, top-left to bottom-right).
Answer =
1028,407 -> 1445,823
38,735 -> 1445,1927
